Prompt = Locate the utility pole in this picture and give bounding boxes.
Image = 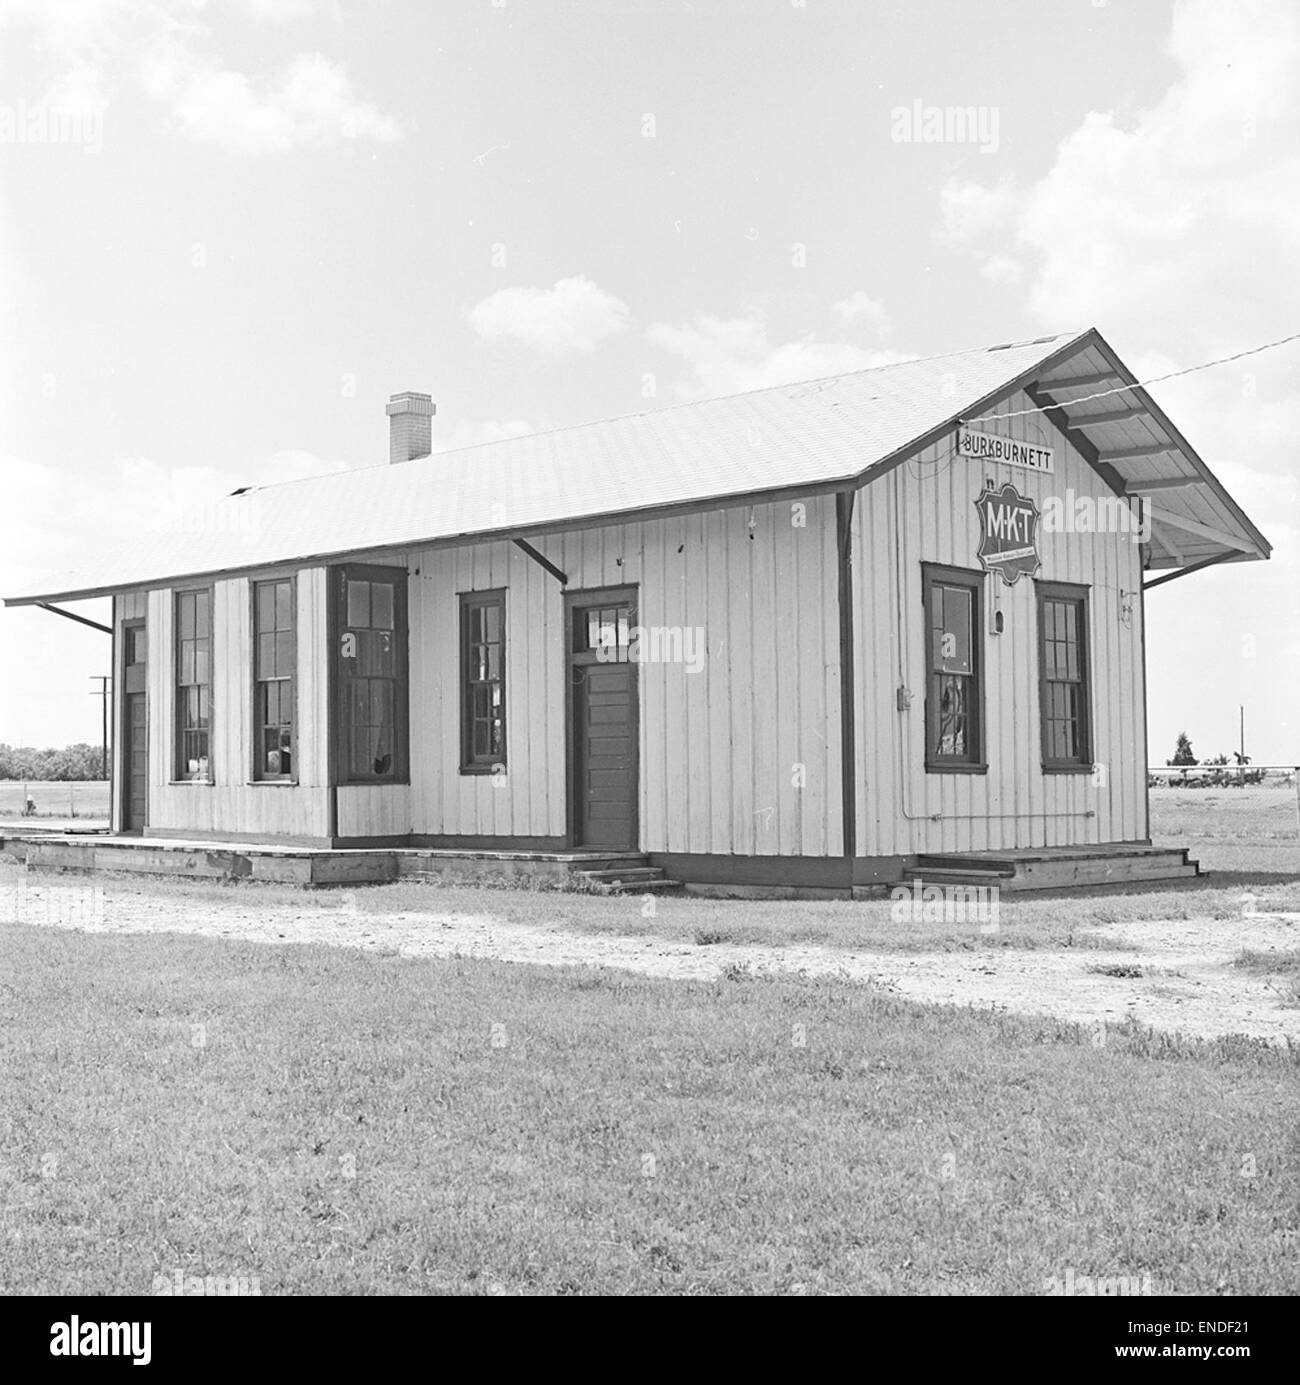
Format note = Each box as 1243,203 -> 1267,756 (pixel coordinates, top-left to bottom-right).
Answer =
90,676 -> 111,780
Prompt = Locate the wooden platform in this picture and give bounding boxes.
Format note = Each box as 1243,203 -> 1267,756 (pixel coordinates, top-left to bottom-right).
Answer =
2,834 -> 1198,897
902,844 -> 1200,893
1,833 -> 680,893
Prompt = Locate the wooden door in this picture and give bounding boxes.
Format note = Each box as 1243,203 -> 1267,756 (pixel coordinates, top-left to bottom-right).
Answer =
121,623 -> 147,832
569,592 -> 638,849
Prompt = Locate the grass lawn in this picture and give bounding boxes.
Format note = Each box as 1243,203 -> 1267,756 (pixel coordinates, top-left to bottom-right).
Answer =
3,917 -> 1299,1295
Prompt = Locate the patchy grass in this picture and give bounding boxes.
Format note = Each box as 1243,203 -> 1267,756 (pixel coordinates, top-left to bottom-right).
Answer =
3,918 -> 1299,1296
7,850 -> 1300,957
1088,963 -> 1144,980
1234,949 -> 1300,1008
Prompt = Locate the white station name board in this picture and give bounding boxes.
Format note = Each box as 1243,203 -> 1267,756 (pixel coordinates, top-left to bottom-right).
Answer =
956,425 -> 1054,474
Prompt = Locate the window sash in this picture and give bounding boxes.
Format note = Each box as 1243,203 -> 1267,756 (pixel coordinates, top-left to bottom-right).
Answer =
1038,587 -> 1091,768
460,592 -> 506,771
175,589 -> 212,781
922,566 -> 984,769
253,578 -> 295,780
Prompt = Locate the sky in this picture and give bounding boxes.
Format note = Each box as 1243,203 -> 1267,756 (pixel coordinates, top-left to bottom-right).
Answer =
0,0 -> 1296,765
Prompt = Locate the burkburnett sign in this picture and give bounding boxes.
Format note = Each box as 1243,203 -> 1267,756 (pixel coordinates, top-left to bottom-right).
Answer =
956,424 -> 1054,474
974,482 -> 1041,585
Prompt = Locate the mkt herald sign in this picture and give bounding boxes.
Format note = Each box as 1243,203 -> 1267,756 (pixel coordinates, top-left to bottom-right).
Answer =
956,424 -> 1054,474
974,482 -> 1041,585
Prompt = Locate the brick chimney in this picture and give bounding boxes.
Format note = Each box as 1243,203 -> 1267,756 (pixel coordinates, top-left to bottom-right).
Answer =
386,391 -> 435,463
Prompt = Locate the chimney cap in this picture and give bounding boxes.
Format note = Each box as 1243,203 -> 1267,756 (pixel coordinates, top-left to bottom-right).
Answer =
386,391 -> 435,417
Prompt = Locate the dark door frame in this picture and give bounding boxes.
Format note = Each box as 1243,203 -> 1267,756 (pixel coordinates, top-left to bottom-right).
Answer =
119,618 -> 147,834
563,584 -> 640,850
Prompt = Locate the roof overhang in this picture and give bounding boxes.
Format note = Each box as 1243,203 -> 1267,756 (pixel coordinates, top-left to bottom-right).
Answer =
1025,329 -> 1271,572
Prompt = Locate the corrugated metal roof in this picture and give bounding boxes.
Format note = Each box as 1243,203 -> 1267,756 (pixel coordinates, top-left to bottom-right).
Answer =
3,327 -> 1269,604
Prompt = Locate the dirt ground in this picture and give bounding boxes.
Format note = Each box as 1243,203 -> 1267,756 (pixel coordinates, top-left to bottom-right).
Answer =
4,880 -> 1298,1045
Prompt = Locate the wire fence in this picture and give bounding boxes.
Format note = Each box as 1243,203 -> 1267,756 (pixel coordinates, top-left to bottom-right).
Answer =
0,781 -> 111,822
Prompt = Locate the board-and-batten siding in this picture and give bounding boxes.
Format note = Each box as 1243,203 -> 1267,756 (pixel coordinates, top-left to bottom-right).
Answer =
403,498 -> 843,857
136,567 -> 331,839
854,388 -> 1148,857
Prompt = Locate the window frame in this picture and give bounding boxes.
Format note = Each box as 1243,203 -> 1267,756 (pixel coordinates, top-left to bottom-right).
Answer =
1036,580 -> 1093,773
459,589 -> 507,775
921,563 -> 987,775
331,563 -> 410,786
173,586 -> 214,784
251,575 -> 298,784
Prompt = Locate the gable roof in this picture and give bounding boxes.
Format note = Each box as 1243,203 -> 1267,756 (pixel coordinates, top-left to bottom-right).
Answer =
3,327 -> 1269,606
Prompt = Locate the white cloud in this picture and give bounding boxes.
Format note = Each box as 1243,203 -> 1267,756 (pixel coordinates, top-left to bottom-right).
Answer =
164,52 -> 399,153
938,176 -> 1021,246
831,290 -> 891,339
466,277 -> 631,355
646,311 -> 911,398
940,0 -> 1300,352
0,0 -> 398,153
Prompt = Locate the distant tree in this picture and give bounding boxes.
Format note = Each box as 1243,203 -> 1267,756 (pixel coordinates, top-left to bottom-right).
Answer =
0,743 -> 106,781
1168,732 -> 1197,766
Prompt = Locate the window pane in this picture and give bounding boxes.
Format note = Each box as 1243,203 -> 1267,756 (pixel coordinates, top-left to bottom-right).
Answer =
194,645 -> 209,688
180,644 -> 195,686
347,580 -> 370,629
275,632 -> 293,677
484,602 -> 501,642
935,673 -> 969,757
258,633 -> 275,677
195,592 -> 210,638
275,581 -> 292,630
257,583 -> 275,633
371,582 -> 393,630
935,587 -> 972,675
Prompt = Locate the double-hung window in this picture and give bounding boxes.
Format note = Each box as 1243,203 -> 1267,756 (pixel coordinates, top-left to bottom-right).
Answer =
1037,582 -> 1092,770
460,591 -> 506,773
253,578 -> 295,780
175,588 -> 212,781
922,564 -> 985,772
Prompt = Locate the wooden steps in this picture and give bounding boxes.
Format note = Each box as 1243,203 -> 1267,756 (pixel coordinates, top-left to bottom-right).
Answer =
570,860 -> 683,895
904,846 -> 1199,893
